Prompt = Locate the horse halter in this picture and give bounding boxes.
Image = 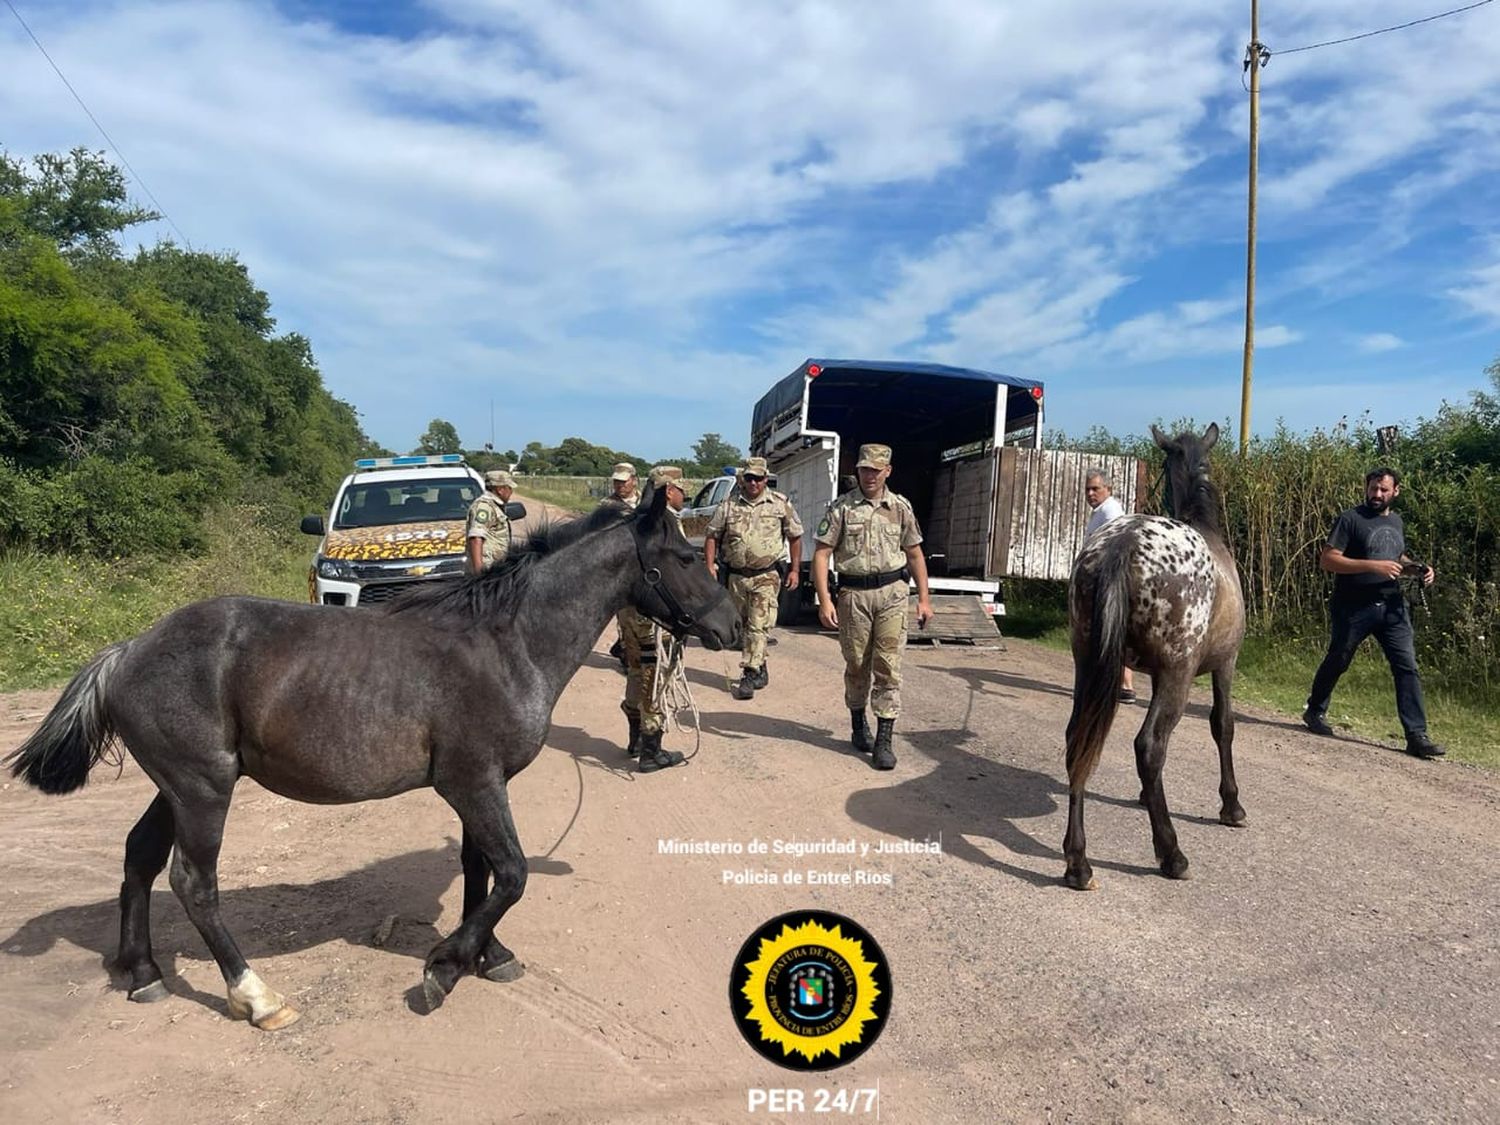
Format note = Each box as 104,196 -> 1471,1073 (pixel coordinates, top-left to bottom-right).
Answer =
632,527 -> 718,636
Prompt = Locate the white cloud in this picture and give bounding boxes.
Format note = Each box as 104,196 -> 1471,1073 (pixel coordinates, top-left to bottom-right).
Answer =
0,0 -> 1494,452
1357,333 -> 1404,353
1449,257 -> 1500,323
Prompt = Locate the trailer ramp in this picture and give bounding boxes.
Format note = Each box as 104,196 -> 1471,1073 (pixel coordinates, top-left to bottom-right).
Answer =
907,595 -> 1004,648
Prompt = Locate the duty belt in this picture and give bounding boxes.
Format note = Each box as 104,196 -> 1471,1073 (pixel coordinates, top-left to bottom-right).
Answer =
727,563 -> 779,577
838,567 -> 909,591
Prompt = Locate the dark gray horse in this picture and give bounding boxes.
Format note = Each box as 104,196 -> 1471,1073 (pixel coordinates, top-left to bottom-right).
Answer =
1062,424 -> 1247,890
5,486 -> 737,1028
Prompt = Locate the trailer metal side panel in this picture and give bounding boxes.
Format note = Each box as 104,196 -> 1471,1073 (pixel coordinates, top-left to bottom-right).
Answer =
773,441 -> 837,567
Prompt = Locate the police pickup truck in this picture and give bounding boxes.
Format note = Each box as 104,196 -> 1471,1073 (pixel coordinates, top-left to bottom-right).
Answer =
301,454 -> 511,606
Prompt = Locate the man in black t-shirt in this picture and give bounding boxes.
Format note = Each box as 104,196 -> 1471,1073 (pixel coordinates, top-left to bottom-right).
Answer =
1303,467 -> 1442,758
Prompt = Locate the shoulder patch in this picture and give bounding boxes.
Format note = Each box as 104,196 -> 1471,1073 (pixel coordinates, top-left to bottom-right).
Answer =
474,506 -> 491,523
817,516 -> 831,536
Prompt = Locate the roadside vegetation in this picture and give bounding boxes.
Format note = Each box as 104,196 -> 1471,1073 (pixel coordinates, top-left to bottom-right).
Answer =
0,507 -> 308,691
1009,385 -> 1500,769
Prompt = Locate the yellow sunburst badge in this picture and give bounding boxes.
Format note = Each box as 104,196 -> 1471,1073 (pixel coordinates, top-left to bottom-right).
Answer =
730,910 -> 891,1070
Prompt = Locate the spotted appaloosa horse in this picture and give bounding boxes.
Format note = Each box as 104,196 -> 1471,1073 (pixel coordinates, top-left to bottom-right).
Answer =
1062,423 -> 1247,889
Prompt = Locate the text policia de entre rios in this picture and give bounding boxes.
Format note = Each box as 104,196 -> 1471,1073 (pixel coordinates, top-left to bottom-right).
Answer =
655,836 -> 943,859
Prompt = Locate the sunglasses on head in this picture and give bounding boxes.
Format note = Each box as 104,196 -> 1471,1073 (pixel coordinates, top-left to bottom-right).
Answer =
743,474 -> 766,483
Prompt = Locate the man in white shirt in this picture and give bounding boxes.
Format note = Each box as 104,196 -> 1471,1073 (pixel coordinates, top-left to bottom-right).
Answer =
1084,472 -> 1125,538
1084,469 -> 1136,703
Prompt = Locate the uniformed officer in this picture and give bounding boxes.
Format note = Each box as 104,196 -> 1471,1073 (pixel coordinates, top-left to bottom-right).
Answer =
601,461 -> 640,511
811,444 -> 933,770
649,463 -> 693,515
465,470 -> 515,573
600,463 -> 684,773
704,456 -> 803,701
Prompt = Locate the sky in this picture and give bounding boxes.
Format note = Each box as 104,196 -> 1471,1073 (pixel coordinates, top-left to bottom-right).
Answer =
3,0 -> 1498,458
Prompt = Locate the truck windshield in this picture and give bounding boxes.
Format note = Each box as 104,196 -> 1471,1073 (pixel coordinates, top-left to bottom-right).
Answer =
334,479 -> 480,528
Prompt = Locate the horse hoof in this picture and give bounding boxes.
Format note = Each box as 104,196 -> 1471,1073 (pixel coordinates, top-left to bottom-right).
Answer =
253,1004 -> 302,1031
1220,807 -> 1248,828
1062,870 -> 1097,891
480,956 -> 525,983
1162,855 -> 1191,880
420,969 -> 448,1014
128,980 -> 169,1004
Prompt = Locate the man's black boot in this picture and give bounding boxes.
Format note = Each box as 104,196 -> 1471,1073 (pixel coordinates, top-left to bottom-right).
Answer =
637,730 -> 685,773
731,669 -> 756,700
1405,733 -> 1446,759
871,718 -> 897,771
850,710 -> 874,754
624,709 -> 643,759
1302,707 -> 1335,737
750,664 -> 769,690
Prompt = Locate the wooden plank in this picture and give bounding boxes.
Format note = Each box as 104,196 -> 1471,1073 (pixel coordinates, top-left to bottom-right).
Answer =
991,447 -> 1017,576
906,595 -> 1000,645
985,449 -> 1147,580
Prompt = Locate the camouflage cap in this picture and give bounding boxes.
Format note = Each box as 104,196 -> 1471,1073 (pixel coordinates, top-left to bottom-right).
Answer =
484,470 -> 516,488
742,456 -> 769,478
855,443 -> 892,470
610,461 -> 637,482
648,464 -> 689,492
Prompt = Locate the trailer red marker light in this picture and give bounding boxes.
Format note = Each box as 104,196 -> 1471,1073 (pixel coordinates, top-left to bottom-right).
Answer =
1030,386 -> 1044,400
807,364 -> 822,377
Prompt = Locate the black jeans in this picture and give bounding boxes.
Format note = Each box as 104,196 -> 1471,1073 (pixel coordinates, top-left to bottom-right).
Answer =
1307,594 -> 1428,737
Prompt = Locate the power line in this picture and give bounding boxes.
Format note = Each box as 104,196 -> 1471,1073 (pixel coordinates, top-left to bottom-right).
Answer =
3,0 -> 190,246
1272,0 -> 1494,57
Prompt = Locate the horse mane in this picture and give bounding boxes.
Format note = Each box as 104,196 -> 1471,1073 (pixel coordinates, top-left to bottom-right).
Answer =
381,503 -> 634,626
1161,430 -> 1224,540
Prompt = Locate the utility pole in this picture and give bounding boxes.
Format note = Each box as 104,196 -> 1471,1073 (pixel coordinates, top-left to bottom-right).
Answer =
1240,2 -> 1267,458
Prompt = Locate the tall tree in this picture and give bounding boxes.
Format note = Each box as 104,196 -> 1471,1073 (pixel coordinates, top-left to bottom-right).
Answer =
414,418 -> 462,455
692,432 -> 741,468
0,148 -> 158,254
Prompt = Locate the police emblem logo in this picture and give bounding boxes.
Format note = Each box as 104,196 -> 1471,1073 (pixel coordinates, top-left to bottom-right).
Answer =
729,910 -> 892,1070
816,516 -> 831,536
475,507 -> 491,523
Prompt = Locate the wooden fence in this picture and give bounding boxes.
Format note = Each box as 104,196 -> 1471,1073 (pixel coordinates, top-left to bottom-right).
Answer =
990,449 -> 1145,580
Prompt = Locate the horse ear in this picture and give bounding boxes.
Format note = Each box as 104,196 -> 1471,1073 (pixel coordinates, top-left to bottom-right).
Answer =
1202,422 -> 1220,451
1151,425 -> 1171,451
638,481 -> 667,531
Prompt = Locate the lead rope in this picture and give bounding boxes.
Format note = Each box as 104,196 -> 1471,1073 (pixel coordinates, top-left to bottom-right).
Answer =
651,628 -> 703,760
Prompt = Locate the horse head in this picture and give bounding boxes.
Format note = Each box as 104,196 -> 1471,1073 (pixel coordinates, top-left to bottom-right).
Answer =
1151,423 -> 1221,532
630,483 -> 740,650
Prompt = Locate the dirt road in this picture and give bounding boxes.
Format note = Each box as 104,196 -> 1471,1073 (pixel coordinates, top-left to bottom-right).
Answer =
2,628 -> 1496,1123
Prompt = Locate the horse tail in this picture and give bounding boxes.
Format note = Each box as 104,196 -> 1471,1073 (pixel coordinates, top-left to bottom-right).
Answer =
4,642 -> 129,795
1065,548 -> 1129,792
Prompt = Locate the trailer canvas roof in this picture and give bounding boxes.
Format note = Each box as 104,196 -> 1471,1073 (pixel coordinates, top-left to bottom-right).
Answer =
751,359 -> 1044,443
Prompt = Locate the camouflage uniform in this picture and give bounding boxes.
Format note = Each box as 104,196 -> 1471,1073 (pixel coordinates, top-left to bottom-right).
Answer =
464,475 -> 513,573
816,485 -> 922,719
706,461 -> 803,683
599,477 -> 659,729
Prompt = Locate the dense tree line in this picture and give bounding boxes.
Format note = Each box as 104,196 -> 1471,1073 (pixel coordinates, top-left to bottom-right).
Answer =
408,420 -> 743,481
1,149 -> 375,556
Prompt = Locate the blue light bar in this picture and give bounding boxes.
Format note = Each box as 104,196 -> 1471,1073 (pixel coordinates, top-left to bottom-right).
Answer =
354,453 -> 466,470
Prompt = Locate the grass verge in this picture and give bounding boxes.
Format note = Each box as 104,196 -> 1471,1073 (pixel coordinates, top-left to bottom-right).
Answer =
0,506 -> 310,692
513,478 -> 604,514
1001,583 -> 1498,769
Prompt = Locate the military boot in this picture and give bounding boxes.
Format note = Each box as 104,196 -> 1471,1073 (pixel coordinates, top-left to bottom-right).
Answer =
750,664 -> 769,690
871,717 -> 897,771
731,668 -> 756,700
850,710 -> 874,755
637,730 -> 685,773
624,709 -> 643,759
